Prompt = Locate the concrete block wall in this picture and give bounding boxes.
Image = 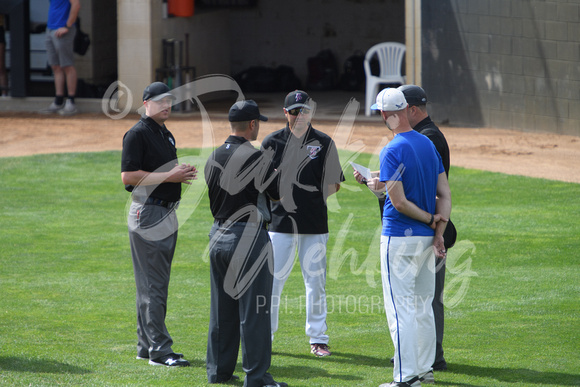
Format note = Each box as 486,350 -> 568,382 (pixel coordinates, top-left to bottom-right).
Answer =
422,0 -> 579,136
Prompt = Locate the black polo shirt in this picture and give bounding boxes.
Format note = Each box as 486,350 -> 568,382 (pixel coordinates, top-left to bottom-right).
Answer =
414,116 -> 450,177
121,116 -> 181,202
261,124 -> 344,234
205,135 -> 279,223
414,116 -> 457,248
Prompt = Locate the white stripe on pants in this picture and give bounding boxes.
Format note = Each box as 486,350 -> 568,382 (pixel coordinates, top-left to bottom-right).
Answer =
381,235 -> 436,383
269,232 -> 329,344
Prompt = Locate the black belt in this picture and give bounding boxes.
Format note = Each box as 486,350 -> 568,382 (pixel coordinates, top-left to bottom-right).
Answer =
142,197 -> 178,209
215,220 -> 268,230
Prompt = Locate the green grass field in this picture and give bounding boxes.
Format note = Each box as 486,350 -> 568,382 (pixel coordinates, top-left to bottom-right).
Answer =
0,150 -> 578,386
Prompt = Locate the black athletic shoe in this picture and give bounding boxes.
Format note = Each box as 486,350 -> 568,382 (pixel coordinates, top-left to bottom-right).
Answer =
137,352 -> 183,360
432,360 -> 448,371
263,382 -> 288,387
149,353 -> 190,367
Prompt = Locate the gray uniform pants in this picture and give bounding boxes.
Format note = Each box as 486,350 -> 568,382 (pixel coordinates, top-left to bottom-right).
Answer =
432,257 -> 446,368
128,201 -> 178,359
206,222 -> 276,387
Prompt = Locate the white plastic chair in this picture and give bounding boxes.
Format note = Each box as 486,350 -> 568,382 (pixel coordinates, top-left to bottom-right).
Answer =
364,42 -> 406,116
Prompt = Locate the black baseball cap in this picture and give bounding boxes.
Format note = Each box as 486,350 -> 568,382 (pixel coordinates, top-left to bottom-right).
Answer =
284,90 -> 311,110
398,85 -> 428,106
143,82 -> 176,102
228,100 -> 268,122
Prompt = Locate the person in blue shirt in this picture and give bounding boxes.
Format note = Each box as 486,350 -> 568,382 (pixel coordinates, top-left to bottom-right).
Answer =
370,88 -> 451,387
43,0 -> 81,115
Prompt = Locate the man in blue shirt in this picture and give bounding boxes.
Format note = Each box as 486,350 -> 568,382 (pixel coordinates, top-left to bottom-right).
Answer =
371,88 -> 451,387
43,0 -> 80,115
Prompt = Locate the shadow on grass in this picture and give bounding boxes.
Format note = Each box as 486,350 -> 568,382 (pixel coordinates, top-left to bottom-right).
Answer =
0,356 -> 91,374
269,350 -> 387,382
446,363 -> 580,386
270,365 -> 363,383
273,349 -> 386,367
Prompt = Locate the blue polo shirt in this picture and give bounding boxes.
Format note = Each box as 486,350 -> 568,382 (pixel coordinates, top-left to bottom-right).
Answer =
47,0 -> 71,30
380,130 -> 444,237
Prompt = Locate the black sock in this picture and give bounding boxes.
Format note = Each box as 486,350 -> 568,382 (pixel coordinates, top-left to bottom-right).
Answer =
68,96 -> 75,104
55,96 -> 64,105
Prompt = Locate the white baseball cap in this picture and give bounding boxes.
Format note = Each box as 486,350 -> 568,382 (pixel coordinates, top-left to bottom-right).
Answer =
370,88 -> 408,112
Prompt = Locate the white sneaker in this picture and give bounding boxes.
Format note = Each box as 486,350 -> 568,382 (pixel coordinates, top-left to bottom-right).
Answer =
40,101 -> 64,114
58,100 -> 78,116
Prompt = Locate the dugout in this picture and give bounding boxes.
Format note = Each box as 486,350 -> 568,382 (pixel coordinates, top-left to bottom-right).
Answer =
1,0 -> 578,136
118,0 -> 580,135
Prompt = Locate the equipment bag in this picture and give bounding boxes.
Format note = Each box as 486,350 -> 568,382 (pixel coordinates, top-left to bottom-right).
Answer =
73,18 -> 91,56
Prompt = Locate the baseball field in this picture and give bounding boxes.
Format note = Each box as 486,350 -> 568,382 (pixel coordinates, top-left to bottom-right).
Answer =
0,111 -> 578,386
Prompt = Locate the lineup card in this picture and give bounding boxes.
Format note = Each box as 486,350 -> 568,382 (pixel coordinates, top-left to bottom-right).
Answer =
350,161 -> 372,181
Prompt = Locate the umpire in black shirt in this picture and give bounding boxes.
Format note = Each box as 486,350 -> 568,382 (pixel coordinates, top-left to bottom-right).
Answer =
205,100 -> 286,387
121,82 -> 197,367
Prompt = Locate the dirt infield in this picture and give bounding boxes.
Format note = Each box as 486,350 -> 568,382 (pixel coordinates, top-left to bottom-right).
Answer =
1,112 -> 579,184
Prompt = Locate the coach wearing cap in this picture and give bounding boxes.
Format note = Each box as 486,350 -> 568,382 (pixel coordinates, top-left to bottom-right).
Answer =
398,84 -> 456,372
205,100 -> 286,387
262,90 -> 345,358
371,88 -> 451,387
121,81 -> 197,367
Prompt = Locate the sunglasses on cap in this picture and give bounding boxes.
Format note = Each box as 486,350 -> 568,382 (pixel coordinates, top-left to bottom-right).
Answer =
287,107 -> 311,116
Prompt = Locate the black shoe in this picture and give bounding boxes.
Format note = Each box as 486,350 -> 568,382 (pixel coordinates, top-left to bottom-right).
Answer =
390,356 -> 394,364
432,360 -> 448,371
137,352 -> 183,360
149,353 -> 190,367
263,382 -> 288,387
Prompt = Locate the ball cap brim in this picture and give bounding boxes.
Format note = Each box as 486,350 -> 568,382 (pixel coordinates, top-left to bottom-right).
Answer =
371,88 -> 408,111
398,84 -> 428,106
284,90 -> 312,111
229,100 -> 268,122
143,82 -> 176,102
